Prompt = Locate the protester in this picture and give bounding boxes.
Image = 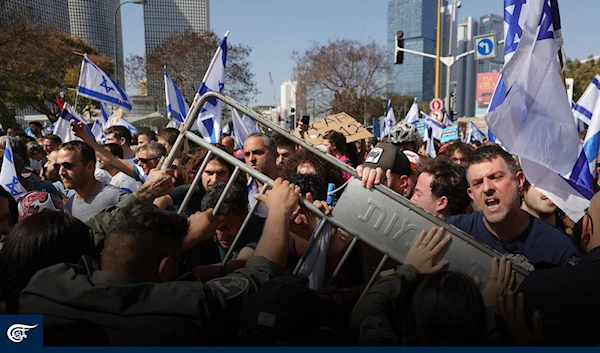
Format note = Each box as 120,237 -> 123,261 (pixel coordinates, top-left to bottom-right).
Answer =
220,135 -> 235,153
244,133 -> 279,218
26,141 -> 46,173
446,146 -> 580,267
439,141 -> 475,167
358,142 -> 413,198
136,141 -> 167,176
157,128 -> 180,154
28,122 -> 44,139
322,131 -> 352,181
280,148 -> 343,188
104,126 -> 137,165
58,141 -> 128,222
410,156 -> 470,219
42,135 -> 62,154
136,129 -> 157,147
100,144 -> 142,193
272,132 -> 298,169
0,187 -> 18,241
389,122 -> 421,152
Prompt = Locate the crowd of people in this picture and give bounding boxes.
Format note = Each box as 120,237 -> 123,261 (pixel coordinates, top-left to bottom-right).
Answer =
0,118 -> 596,346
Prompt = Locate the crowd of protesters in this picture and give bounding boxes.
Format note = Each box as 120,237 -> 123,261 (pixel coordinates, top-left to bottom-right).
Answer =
0,118 -> 596,346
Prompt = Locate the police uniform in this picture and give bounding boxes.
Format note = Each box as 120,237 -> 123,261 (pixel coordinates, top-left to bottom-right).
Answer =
350,265 -> 501,346
17,256 -> 282,345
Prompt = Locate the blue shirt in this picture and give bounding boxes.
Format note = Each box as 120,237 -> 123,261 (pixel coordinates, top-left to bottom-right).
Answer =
446,211 -> 580,266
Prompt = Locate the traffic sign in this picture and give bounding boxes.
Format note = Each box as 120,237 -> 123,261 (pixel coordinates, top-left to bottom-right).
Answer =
430,98 -> 443,112
431,110 -> 444,123
474,34 -> 497,61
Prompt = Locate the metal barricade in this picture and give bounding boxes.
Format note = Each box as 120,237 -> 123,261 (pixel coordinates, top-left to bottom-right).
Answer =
162,91 -> 530,298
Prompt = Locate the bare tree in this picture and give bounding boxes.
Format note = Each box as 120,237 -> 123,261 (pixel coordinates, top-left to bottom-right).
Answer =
124,54 -> 146,93
146,31 -> 259,110
292,39 -> 390,120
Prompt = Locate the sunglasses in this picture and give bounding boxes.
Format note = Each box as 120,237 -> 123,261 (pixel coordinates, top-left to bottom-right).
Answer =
53,161 -> 80,171
138,157 -> 160,164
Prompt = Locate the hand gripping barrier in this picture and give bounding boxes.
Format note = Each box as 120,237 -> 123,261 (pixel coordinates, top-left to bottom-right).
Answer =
162,91 -> 530,301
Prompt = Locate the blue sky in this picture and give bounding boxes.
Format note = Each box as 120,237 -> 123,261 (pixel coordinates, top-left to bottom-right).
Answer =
122,0 -> 600,106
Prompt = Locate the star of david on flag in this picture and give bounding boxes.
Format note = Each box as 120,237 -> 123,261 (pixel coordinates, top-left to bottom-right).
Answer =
0,143 -> 27,197
77,55 -> 132,111
192,31 -> 229,143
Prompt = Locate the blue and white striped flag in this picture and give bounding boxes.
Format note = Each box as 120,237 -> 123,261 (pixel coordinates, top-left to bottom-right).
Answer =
420,111 -> 445,140
381,100 -> 395,137
193,31 -> 229,143
77,55 -> 132,111
582,78 -> 600,179
468,121 -> 486,143
0,143 -> 27,197
91,119 -> 105,144
404,98 -> 419,124
164,66 -> 189,128
54,103 -> 92,143
231,108 -> 259,150
100,102 -> 111,127
572,76 -> 600,126
485,0 -> 592,221
442,111 -> 453,127
102,104 -> 138,135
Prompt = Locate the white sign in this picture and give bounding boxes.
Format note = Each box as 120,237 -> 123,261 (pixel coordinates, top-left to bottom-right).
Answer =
431,110 -> 444,122
430,98 -> 443,112
474,34 -> 497,61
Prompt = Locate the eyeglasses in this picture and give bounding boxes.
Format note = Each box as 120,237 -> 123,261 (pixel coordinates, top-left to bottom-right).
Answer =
586,207 -> 594,235
138,157 -> 160,164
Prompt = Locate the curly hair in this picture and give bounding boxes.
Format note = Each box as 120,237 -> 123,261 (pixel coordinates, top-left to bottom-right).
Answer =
280,149 -> 343,187
182,144 -> 234,184
323,130 -> 347,155
419,156 -> 471,216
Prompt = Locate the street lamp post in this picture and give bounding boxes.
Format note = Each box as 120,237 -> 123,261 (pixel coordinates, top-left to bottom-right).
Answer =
114,0 -> 145,85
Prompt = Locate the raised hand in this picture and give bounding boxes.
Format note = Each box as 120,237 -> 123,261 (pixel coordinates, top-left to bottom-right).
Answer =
498,291 -> 543,346
404,226 -> 451,274
474,256 -> 515,307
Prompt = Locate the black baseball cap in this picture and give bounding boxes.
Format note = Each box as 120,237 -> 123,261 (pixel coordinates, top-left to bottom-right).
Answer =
363,142 -> 412,177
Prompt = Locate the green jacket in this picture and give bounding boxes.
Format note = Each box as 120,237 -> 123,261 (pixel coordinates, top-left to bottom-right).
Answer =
18,256 -> 282,345
349,265 -> 501,346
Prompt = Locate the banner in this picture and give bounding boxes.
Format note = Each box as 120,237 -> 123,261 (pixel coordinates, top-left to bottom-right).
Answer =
440,126 -> 459,143
475,72 -> 501,117
293,112 -> 373,145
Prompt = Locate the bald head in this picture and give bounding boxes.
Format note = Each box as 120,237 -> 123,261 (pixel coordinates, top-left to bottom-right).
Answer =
583,193 -> 600,252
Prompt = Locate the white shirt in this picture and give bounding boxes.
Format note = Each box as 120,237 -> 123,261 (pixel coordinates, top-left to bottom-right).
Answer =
110,172 -> 142,193
248,178 -> 268,218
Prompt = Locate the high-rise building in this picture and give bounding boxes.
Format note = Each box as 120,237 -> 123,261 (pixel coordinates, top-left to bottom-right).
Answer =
387,0 -> 450,102
280,80 -> 297,118
455,16 -> 478,117
477,13 -> 504,73
3,0 -> 71,34
143,0 -> 210,104
68,0 -> 124,85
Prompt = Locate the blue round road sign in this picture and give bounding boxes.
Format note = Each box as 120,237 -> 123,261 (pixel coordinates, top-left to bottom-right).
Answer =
477,38 -> 494,56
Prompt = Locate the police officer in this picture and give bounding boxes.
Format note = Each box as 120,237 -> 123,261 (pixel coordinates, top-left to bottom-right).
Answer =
18,178 -> 301,346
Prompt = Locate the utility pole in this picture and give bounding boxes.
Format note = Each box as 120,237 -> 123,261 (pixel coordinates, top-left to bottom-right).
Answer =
435,0 -> 442,99
445,0 -> 459,111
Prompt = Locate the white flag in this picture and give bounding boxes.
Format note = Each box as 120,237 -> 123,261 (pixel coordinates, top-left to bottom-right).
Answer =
77,55 -> 132,111
0,143 -> 27,197
485,0 -> 592,221
231,108 -> 258,150
164,66 -> 189,128
404,97 -> 419,124
381,100 -> 395,136
193,32 -> 228,143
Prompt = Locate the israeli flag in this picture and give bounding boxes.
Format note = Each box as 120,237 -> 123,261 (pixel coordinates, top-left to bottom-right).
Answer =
468,122 -> 486,143
54,103 -> 93,143
485,0 -> 592,221
582,87 -> 600,179
231,108 -> 259,150
0,143 -> 27,197
488,128 -> 498,143
164,66 -> 189,128
404,98 -> 419,124
193,31 -> 229,143
420,111 -> 445,140
381,100 -> 396,137
100,102 -> 111,127
442,111 -> 453,127
77,55 -> 132,111
222,122 -> 231,135
573,76 -> 600,126
91,119 -> 105,144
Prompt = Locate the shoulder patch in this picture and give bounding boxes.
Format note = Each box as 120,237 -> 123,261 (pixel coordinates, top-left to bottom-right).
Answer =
360,317 -> 397,341
207,277 -> 249,300
365,148 -> 384,164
